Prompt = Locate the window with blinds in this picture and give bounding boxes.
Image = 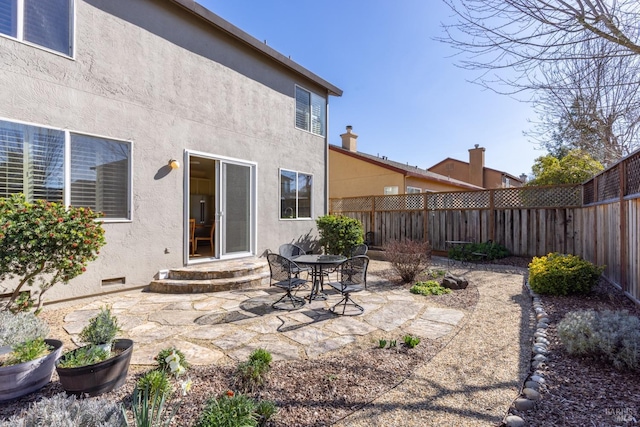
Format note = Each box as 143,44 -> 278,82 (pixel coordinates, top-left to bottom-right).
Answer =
0,120 -> 64,202
0,0 -> 73,56
71,134 -> 130,219
0,118 -> 131,220
295,85 -> 325,136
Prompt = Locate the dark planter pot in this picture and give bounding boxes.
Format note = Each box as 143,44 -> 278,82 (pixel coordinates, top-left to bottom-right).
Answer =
0,339 -> 63,402
56,338 -> 133,397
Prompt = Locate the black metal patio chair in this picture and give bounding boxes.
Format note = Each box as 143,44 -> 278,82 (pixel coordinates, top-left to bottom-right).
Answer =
327,255 -> 369,316
267,253 -> 307,310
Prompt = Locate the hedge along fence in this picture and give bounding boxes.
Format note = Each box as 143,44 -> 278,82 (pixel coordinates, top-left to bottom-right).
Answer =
330,148 -> 640,305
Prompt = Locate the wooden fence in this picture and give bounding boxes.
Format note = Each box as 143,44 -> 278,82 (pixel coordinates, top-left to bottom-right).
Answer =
330,150 -> 640,305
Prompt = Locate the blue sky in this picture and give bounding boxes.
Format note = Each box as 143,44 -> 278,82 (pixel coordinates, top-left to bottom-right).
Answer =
198,1 -> 545,178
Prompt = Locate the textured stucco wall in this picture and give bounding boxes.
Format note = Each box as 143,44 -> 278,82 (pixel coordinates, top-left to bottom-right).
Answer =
0,0 -> 329,302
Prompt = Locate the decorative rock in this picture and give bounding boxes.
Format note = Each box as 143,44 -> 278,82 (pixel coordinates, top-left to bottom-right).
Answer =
533,354 -> 547,362
531,360 -> 544,369
530,375 -> 545,383
442,274 -> 469,290
536,337 -> 550,345
533,345 -> 547,355
537,317 -> 550,324
514,397 -> 536,411
523,387 -> 541,400
534,331 -> 547,338
505,415 -> 526,427
537,322 -> 549,329
525,380 -> 540,390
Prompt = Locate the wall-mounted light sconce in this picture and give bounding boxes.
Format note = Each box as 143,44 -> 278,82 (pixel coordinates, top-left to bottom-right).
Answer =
168,159 -> 180,169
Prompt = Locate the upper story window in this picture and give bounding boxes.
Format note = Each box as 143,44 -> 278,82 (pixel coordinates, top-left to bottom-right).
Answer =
0,118 -> 132,220
280,169 -> 312,219
295,86 -> 326,136
502,176 -> 511,188
0,0 -> 74,56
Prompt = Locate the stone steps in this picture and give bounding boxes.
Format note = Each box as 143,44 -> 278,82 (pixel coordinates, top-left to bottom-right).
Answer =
149,257 -> 270,293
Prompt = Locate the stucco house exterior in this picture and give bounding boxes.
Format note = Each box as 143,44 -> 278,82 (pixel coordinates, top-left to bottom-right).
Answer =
427,145 -> 526,189
0,0 -> 341,302
329,126 -> 482,199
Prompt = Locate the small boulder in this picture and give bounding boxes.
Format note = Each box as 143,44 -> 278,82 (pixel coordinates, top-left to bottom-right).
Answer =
442,274 -> 469,290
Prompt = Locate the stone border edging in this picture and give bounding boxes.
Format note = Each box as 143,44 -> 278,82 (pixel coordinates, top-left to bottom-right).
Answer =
503,282 -> 549,427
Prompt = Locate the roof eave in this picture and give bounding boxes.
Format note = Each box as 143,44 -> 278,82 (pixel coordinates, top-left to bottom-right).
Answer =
167,0 -> 343,97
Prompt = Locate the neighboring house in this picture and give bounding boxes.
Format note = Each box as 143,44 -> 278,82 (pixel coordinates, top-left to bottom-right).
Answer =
0,0 -> 341,302
329,126 -> 482,199
428,145 -> 526,189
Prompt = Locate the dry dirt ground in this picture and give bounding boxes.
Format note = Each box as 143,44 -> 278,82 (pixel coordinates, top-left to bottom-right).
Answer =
2,256 -> 639,426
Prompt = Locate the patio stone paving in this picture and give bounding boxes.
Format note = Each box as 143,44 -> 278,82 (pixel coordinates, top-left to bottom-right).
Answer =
55,272 -> 468,367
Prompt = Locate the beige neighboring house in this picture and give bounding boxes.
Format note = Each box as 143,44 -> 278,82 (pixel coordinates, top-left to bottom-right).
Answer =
428,145 -> 526,189
329,126 -> 482,199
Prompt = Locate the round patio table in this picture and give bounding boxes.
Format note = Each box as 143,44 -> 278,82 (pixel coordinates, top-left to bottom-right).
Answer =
292,254 -> 347,301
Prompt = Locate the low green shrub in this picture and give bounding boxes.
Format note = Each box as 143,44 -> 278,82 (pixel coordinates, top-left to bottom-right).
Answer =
316,215 -> 364,256
2,337 -> 52,366
137,370 -> 173,401
0,393 -> 124,427
403,335 -> 421,349
235,348 -> 272,392
410,280 -> 451,296
0,311 -> 49,347
558,309 -> 640,371
384,239 -> 432,283
57,345 -> 109,368
528,253 -> 604,295
448,240 -> 509,261
195,392 -> 258,427
79,305 -> 120,346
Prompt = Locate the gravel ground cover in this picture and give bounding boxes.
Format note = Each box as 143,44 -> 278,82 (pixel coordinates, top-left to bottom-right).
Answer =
3,256 -> 636,426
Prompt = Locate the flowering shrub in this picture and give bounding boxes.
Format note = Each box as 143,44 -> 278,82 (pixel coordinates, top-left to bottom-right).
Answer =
528,252 -> 604,295
0,194 -> 106,312
558,310 -> 640,370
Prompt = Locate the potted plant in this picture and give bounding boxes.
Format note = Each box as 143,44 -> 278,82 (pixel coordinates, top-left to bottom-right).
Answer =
79,305 -> 121,352
56,306 -> 133,397
0,311 -> 62,402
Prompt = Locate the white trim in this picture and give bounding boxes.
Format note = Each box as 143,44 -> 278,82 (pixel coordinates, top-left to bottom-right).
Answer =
278,167 -> 314,220
184,150 -> 258,265
0,115 -> 133,222
0,0 -> 76,58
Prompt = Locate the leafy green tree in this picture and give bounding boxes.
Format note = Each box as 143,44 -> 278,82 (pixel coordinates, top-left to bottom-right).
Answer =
526,150 -> 604,186
0,193 -> 106,312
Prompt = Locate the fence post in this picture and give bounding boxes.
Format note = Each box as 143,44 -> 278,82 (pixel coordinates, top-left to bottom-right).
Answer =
489,189 -> 495,242
619,162 -> 627,292
371,196 -> 376,246
423,192 -> 428,245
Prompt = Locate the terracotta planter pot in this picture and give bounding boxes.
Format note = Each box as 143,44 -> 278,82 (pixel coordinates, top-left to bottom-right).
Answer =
56,338 -> 133,397
0,339 -> 63,402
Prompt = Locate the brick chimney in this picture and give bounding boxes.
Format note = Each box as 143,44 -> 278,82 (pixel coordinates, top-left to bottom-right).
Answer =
340,125 -> 358,152
468,144 -> 485,187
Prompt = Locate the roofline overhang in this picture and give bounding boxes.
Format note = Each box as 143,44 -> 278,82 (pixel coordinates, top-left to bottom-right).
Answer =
167,0 -> 343,97
329,146 -> 482,190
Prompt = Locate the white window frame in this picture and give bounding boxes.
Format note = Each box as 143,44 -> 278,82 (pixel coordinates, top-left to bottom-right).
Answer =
294,85 -> 326,137
279,168 -> 313,220
0,0 -> 75,58
0,116 -> 132,222
384,186 -> 399,195
406,186 -> 422,194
